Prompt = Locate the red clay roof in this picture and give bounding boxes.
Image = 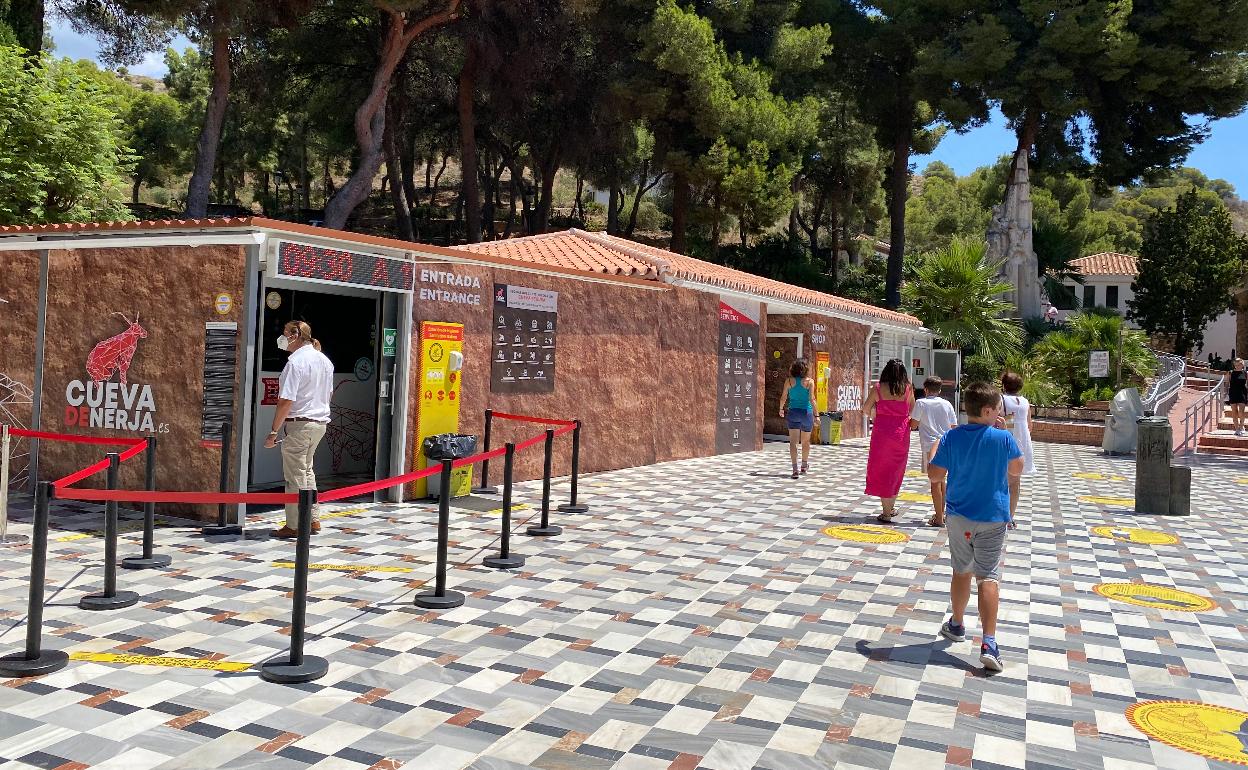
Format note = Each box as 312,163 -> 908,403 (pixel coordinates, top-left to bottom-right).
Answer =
0,217 -> 257,234
1071,252 -> 1138,276
465,229 -> 922,328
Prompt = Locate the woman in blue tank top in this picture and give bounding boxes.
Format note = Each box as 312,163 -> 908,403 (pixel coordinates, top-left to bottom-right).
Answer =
780,359 -> 816,478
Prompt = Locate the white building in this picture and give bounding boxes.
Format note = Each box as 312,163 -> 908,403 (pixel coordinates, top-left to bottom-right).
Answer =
1053,252 -> 1237,360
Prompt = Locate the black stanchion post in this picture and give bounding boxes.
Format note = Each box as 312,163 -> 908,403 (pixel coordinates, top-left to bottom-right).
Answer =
0,482 -> 69,676
527,429 -> 562,537
123,436 -> 171,569
261,489 -> 328,683
80,453 -> 139,610
415,460 -> 466,609
484,443 -> 524,569
557,420 -> 588,514
202,421 -> 242,536
471,409 -> 496,495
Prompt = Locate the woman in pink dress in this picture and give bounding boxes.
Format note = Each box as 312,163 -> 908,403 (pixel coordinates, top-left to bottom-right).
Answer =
864,359 -> 914,522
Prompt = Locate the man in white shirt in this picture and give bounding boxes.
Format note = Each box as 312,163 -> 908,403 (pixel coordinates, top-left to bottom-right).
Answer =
265,320 -> 334,538
909,376 -> 958,527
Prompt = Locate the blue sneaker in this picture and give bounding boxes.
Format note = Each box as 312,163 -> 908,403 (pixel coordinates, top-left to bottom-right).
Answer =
980,640 -> 1004,672
939,620 -> 965,642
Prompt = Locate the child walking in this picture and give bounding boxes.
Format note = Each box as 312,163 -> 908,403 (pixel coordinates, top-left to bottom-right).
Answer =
928,381 -> 1024,672
909,376 -> 957,527
1000,372 -> 1035,520
779,359 -> 815,479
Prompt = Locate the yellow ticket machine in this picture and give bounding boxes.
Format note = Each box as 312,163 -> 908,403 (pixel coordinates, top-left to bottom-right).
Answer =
414,321 -> 473,498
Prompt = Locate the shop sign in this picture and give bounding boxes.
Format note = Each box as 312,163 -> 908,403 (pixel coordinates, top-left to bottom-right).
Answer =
716,302 -> 758,454
1126,700 -> 1248,765
1089,350 -> 1110,378
261,377 -> 280,405
836,384 -> 863,411
274,241 -> 414,292
418,268 -> 483,305
811,322 -> 827,345
491,284 -> 557,394
214,292 -> 233,315
64,313 -> 167,433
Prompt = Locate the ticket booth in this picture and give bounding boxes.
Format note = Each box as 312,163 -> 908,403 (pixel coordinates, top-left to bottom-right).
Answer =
245,239 -> 413,501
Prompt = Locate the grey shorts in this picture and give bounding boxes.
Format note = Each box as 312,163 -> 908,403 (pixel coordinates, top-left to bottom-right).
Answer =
947,515 -> 1007,582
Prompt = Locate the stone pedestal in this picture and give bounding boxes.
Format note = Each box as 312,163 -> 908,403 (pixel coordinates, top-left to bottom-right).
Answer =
1135,417 -> 1172,515
1168,466 -> 1192,517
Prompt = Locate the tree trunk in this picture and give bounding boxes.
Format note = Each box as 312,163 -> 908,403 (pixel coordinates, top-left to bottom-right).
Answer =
625,158 -> 650,236
424,153 -> 434,196
885,126 -> 909,309
987,108 -> 1042,318
788,175 -> 800,241
131,176 -> 142,204
533,149 -> 560,234
384,102 -> 414,241
323,3 -> 461,230
7,0 -> 44,55
710,192 -> 722,260
606,186 -> 621,234
300,124 -> 310,211
185,24 -> 232,218
457,44 -> 481,243
574,174 -> 584,221
827,194 -> 840,284
433,152 -> 448,191
323,156 -> 334,206
400,128 -> 417,212
670,170 -> 690,254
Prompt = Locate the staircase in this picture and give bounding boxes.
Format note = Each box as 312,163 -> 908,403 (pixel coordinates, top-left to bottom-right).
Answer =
1183,368 -> 1246,457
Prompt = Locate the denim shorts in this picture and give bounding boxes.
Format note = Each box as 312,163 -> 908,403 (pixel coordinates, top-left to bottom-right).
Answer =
785,408 -> 814,432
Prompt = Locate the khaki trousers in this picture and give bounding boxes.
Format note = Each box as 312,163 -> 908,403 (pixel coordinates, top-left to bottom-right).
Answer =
281,420 -> 327,528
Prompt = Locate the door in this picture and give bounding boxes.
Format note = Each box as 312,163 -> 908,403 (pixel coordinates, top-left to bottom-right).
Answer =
764,334 -> 802,438
374,293 -> 401,495
931,349 -> 961,415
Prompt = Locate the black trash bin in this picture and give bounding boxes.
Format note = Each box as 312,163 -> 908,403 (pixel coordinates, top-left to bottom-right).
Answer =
422,433 -> 478,497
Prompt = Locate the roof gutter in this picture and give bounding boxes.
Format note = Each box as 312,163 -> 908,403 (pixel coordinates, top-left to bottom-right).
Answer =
665,276 -> 930,337
0,232 -> 267,251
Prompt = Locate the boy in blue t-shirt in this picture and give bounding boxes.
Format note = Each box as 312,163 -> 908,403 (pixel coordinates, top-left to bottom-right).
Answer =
927,381 -> 1024,672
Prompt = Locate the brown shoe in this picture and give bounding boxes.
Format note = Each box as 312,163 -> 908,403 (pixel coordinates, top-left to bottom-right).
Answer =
272,526 -> 298,539
311,521 -> 321,534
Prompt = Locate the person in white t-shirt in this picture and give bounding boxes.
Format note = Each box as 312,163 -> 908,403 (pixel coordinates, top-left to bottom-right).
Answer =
909,376 -> 958,527
265,320 -> 334,538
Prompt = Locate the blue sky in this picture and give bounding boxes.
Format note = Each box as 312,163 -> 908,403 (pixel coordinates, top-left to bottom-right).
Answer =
49,16 -> 1248,196
914,107 -> 1248,196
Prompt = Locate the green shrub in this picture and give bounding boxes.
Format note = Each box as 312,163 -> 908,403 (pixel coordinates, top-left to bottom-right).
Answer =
634,199 -> 669,231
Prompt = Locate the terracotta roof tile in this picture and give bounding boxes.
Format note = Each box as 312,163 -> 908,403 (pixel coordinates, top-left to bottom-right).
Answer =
1071,252 -> 1138,276
466,229 -> 922,328
0,217 -> 256,234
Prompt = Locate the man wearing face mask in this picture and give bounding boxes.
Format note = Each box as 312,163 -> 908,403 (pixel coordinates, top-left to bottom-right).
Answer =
265,320 -> 334,538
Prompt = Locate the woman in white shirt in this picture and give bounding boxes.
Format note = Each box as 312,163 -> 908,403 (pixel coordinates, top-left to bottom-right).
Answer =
1000,372 -> 1035,523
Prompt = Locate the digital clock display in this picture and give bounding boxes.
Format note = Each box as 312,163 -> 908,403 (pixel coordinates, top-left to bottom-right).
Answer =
275,241 -> 414,291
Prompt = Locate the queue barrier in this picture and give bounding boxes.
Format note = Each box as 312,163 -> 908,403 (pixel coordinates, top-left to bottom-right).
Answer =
0,412 -> 587,684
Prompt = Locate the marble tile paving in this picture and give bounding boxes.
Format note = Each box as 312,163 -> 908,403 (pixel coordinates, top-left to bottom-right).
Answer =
0,439 -> 1245,769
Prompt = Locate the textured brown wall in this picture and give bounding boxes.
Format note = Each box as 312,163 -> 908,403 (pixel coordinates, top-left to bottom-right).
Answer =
0,251 -> 42,427
408,267 -> 755,485
35,246 -> 247,515
763,313 -> 870,439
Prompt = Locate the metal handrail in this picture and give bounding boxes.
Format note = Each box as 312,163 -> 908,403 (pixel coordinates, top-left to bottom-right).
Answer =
1142,351 -> 1186,415
1179,374 -> 1225,455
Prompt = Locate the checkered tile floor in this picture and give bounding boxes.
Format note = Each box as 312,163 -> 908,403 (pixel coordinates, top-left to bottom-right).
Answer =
0,440 -> 1247,769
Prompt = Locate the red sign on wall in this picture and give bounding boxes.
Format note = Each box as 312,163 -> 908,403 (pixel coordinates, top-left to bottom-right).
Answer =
261,377 -> 280,405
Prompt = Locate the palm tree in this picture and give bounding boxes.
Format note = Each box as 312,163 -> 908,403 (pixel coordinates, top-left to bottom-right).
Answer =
1033,331 -> 1088,405
903,238 -> 1024,360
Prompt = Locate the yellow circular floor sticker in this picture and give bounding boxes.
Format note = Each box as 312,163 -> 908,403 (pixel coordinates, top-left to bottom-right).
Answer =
1127,700 -> 1248,765
1090,526 -> 1179,545
1072,472 -> 1127,481
1079,495 -> 1135,508
821,524 -> 909,544
1093,583 -> 1215,612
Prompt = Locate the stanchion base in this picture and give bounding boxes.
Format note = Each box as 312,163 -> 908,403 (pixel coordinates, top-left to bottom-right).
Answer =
556,503 -> 589,513
0,649 -> 69,677
483,554 -> 525,569
200,525 -> 244,537
414,590 -> 465,609
259,654 -> 328,684
526,524 -> 563,537
79,591 -> 139,611
471,485 -> 497,495
121,554 -> 172,570
0,535 -> 30,547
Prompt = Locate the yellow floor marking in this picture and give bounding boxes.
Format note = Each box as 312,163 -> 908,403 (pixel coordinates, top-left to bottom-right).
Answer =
1072,472 -> 1127,481
898,492 -> 932,503
1078,495 -> 1135,508
271,561 -> 413,573
70,651 -> 251,672
56,521 -> 168,543
485,504 -> 531,516
319,508 -> 368,520
904,470 -> 925,478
